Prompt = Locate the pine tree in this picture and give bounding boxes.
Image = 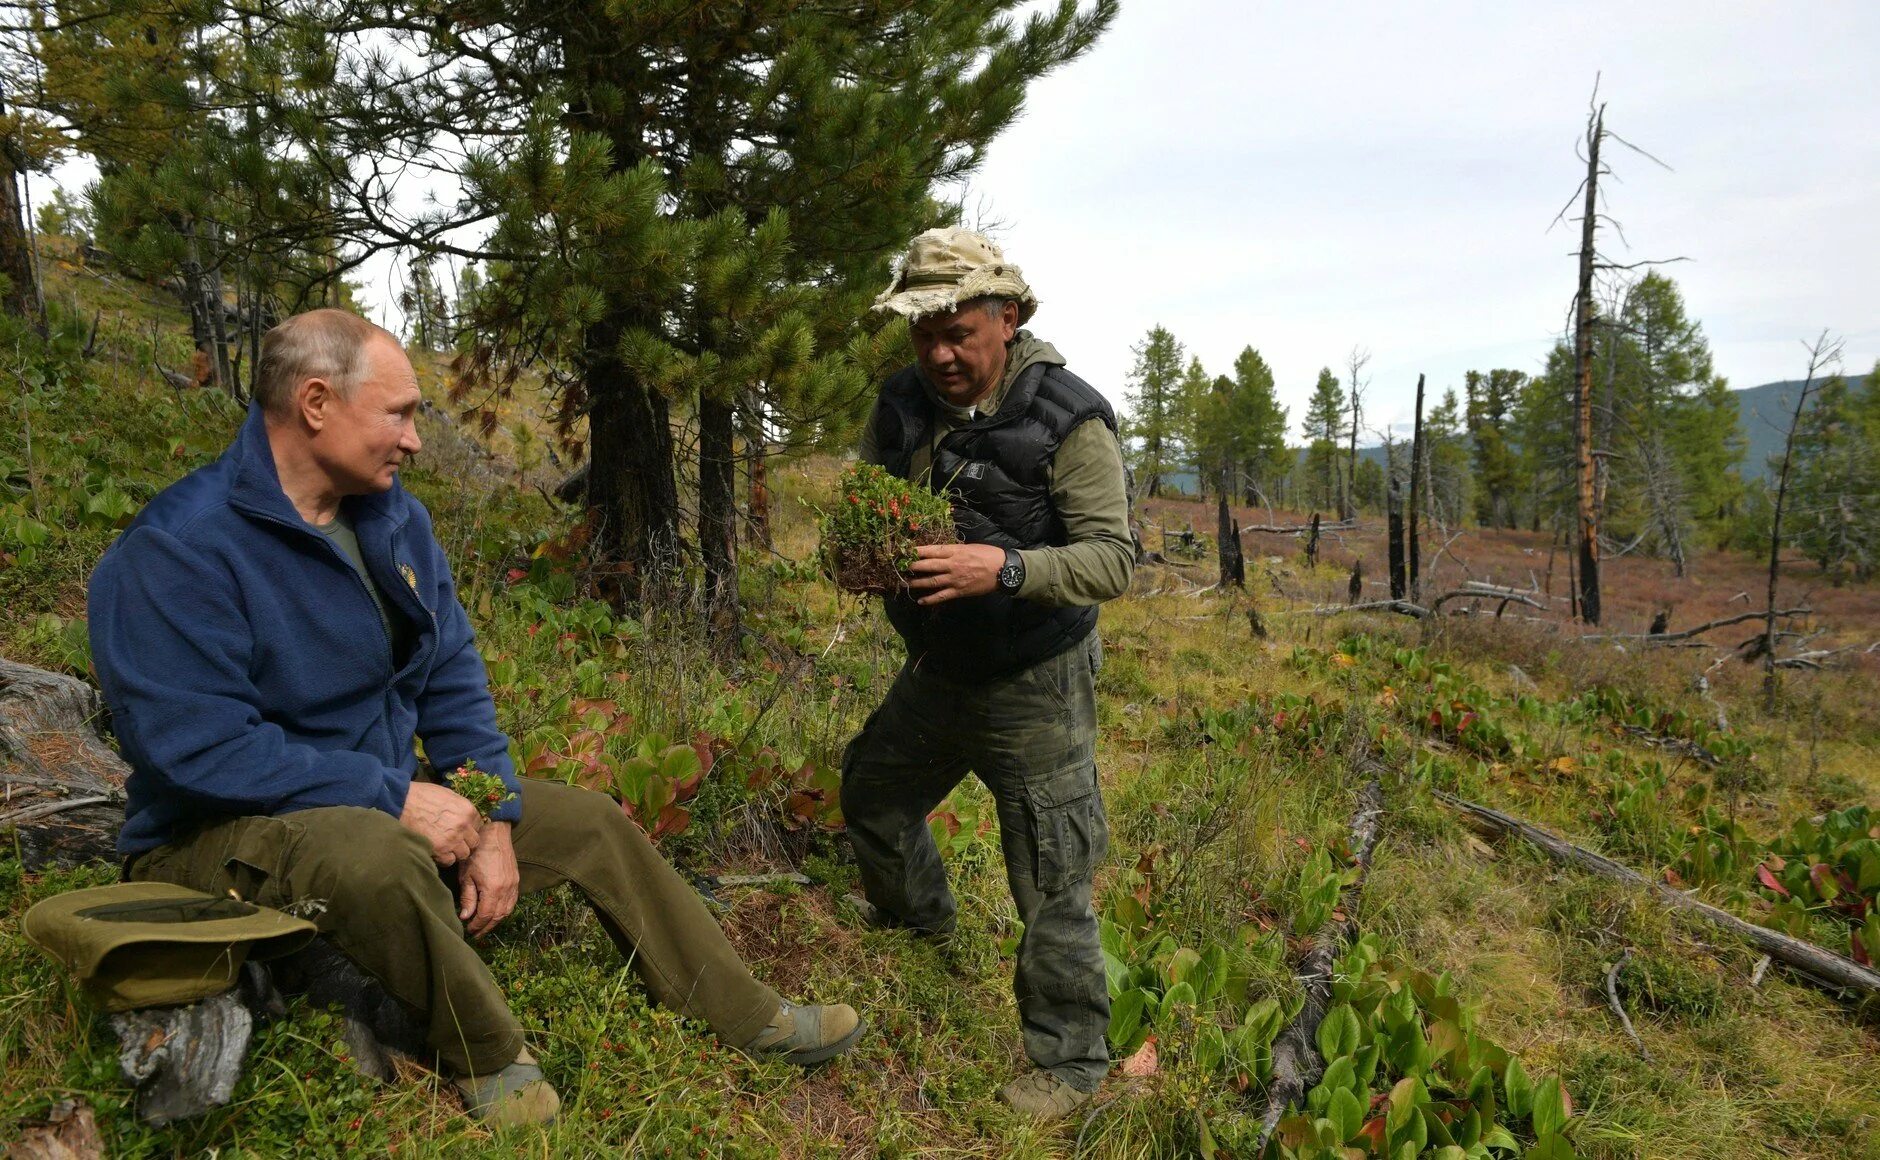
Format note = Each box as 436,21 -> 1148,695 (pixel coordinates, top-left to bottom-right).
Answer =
1229,347 -> 1290,507
1302,367 -> 1344,512
1464,369 -> 1525,527
1123,325 -> 1186,498
1421,388 -> 1474,528
314,0 -> 1119,607
1788,362 -> 1880,579
1176,355 -> 1212,496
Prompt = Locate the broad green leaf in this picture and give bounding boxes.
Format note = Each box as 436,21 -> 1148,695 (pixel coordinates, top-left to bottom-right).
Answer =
1387,1076 -> 1426,1132
1531,1075 -> 1569,1139
1108,988 -> 1147,1050
1524,1132 -> 1576,1160
1165,946 -> 1203,988
1317,1004 -> 1362,1061
1328,1086 -> 1365,1143
1159,981 -> 1197,1025
1482,1124 -> 1521,1153
1503,1056 -> 1534,1119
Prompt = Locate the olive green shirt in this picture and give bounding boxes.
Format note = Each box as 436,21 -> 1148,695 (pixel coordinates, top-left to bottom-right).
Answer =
858,333 -> 1135,608
305,509 -> 411,661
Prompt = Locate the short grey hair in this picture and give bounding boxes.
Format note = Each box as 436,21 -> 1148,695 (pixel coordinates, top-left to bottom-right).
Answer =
974,296 -> 1013,320
255,309 -> 396,417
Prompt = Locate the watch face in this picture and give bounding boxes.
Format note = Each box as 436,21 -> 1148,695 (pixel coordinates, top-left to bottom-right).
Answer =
999,562 -> 1024,591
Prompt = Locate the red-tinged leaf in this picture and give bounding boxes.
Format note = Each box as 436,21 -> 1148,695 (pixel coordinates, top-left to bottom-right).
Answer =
1662,867 -> 1685,886
1294,837 -> 1313,853
1330,908 -> 1348,923
524,750 -> 563,774
506,568 -> 527,583
690,740 -> 716,781
1120,1035 -> 1158,1077
653,804 -> 691,841
1357,1116 -> 1389,1150
1810,863 -> 1841,900
1756,864 -> 1791,899
1853,937 -> 1872,967
526,623 -> 541,637
1560,1085 -> 1574,1119
1765,854 -> 1787,871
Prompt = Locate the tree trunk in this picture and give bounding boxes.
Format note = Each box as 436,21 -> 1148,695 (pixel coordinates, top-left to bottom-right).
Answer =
1216,489 -> 1244,589
744,391 -> 771,548
698,392 -> 741,654
1574,106 -> 1605,625
583,310 -> 681,602
1408,373 -> 1425,598
1387,478 -> 1406,600
0,87 -> 39,324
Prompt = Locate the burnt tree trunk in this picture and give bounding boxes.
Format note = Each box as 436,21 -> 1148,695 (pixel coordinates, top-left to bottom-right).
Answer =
1408,373 -> 1425,599
1216,491 -> 1244,589
1574,105 -> 1605,625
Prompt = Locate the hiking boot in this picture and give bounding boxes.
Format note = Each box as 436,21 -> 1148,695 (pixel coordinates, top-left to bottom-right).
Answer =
844,893 -> 956,941
453,1047 -> 560,1129
739,1000 -> 865,1066
999,1068 -> 1097,1122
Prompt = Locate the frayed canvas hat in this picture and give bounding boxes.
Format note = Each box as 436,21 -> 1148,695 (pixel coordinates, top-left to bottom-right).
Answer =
24,881 -> 318,1012
873,228 -> 1038,324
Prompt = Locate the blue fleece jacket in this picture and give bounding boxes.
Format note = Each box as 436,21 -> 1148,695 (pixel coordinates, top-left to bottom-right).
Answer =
88,404 -> 523,855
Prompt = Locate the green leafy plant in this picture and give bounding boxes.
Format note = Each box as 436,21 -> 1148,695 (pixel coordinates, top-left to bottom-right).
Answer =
1271,934 -> 1576,1159
817,462 -> 954,595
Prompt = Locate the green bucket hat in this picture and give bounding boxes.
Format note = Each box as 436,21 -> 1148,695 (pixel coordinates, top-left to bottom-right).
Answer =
24,881 -> 318,1012
873,227 -> 1038,324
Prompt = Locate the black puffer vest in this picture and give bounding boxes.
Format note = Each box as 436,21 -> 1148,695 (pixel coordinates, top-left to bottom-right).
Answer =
873,358 -> 1117,681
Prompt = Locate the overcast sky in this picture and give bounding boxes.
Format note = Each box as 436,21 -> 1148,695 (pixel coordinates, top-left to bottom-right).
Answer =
961,0 -> 1879,439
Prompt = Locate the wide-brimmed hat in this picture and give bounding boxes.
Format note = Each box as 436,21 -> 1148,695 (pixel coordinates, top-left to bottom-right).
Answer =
24,881 -> 319,1012
872,228 -> 1038,324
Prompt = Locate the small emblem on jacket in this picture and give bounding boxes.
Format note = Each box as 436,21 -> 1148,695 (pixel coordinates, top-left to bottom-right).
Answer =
399,563 -> 418,592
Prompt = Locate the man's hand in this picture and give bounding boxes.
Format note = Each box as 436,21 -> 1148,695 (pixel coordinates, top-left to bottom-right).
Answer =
458,821 -> 520,939
399,781 -> 482,866
906,543 -> 1006,605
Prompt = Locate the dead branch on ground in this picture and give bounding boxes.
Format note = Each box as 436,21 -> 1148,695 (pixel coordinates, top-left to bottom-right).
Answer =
1436,791 -> 1880,999
1255,779 -> 1386,1152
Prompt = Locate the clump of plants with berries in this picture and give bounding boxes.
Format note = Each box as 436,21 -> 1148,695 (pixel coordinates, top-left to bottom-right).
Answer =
819,463 -> 955,595
446,759 -> 517,820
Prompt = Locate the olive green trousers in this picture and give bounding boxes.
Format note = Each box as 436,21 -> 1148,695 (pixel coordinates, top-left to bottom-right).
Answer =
840,631 -> 1112,1092
127,777 -> 781,1075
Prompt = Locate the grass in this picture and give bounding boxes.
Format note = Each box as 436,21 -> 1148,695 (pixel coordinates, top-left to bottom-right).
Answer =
3,248 -> 1879,1157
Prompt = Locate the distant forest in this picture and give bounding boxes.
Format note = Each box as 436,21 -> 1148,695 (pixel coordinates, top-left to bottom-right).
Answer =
1120,273 -> 1880,582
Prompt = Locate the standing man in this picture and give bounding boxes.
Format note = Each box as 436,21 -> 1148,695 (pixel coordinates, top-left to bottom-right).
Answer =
88,309 -> 861,1130
842,228 -> 1134,1120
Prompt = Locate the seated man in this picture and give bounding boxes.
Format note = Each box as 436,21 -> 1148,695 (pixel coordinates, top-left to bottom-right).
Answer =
88,309 -> 861,1128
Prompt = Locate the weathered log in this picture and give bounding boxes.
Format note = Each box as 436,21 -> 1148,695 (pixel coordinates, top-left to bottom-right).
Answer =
110,964 -> 279,1126
0,658 -> 128,870
1579,608 -> 1811,646
1255,779 -> 1386,1152
1435,791 -> 1880,999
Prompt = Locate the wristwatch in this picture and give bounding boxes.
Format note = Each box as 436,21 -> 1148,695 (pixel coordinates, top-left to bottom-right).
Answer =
997,548 -> 1026,593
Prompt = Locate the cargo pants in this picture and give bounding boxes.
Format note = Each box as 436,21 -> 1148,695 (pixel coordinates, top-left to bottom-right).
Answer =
840,631 -> 1111,1092
126,776 -> 781,1076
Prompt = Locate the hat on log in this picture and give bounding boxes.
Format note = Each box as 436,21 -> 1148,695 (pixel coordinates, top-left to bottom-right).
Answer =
24,881 -> 317,1012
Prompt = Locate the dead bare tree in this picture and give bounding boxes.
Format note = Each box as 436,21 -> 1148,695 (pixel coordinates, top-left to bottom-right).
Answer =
1342,346 -> 1369,522
1762,332 -> 1842,710
1553,81 -> 1681,624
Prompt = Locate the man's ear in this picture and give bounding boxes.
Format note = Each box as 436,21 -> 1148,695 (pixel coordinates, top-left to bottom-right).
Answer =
297,376 -> 334,432
1000,300 -> 1020,341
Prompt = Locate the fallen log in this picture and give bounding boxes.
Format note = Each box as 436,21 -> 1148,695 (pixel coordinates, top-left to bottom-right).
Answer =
0,658 -> 128,870
1255,778 -> 1386,1152
1435,791 -> 1880,999
1580,608 -> 1811,646
1240,519 -> 1360,535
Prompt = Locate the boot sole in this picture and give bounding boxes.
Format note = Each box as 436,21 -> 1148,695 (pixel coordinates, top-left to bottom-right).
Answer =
780,1016 -> 866,1067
